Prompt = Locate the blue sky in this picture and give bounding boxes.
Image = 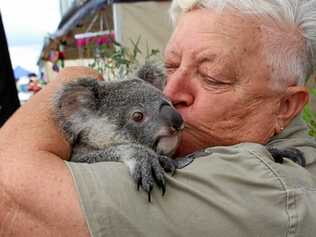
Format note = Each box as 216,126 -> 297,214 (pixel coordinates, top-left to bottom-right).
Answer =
1,0 -> 61,73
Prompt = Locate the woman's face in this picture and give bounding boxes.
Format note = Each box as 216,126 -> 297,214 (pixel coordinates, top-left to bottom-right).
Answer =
163,9 -> 284,156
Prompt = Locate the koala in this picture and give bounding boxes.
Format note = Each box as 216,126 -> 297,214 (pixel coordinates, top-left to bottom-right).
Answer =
54,62 -> 306,201
54,62 -> 193,201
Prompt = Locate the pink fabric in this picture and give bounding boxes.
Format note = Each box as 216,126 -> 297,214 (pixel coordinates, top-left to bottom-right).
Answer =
76,32 -> 115,48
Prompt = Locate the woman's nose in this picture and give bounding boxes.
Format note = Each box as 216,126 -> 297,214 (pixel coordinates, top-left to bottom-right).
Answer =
163,71 -> 194,108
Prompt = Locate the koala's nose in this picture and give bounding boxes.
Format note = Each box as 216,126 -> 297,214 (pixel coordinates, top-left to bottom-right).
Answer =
160,104 -> 184,132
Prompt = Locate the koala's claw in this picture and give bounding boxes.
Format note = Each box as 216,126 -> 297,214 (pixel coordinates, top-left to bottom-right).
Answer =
133,154 -> 167,202
159,155 -> 177,176
158,179 -> 166,196
175,155 -> 195,169
268,147 -> 306,167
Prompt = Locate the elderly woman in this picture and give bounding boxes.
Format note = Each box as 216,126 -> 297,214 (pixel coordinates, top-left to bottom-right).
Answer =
1,0 -> 316,236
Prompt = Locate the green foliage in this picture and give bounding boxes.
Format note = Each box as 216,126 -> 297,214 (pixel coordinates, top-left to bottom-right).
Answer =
89,37 -> 160,80
303,88 -> 316,138
310,87 -> 316,97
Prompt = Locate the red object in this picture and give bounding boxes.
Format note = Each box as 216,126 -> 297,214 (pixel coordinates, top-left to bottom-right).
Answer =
28,81 -> 41,93
76,32 -> 115,48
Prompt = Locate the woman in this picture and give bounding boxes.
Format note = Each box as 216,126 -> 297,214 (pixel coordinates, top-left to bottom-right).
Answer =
1,0 -> 316,236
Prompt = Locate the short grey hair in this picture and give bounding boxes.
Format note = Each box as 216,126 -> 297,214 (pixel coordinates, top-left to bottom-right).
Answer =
169,0 -> 316,87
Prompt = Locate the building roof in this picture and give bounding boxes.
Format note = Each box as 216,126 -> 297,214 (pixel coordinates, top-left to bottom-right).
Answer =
38,0 -> 169,63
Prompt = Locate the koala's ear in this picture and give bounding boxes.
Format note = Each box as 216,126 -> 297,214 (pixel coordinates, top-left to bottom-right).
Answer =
135,61 -> 166,90
54,78 -> 101,143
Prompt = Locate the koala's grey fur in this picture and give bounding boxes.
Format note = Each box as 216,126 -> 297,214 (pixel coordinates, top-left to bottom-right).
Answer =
54,62 -> 192,201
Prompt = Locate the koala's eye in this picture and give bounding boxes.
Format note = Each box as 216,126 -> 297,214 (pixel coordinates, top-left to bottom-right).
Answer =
132,112 -> 144,122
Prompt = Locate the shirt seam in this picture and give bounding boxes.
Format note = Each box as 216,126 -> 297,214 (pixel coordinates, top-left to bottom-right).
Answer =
64,161 -> 94,237
247,148 -> 298,237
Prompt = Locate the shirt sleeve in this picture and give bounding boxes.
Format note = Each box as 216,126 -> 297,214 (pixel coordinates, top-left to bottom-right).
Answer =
66,143 -> 316,237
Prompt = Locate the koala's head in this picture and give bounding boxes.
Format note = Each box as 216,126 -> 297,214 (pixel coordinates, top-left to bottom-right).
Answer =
54,62 -> 183,156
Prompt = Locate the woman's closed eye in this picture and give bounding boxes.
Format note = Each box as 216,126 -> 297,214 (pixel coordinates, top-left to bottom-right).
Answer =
201,74 -> 231,85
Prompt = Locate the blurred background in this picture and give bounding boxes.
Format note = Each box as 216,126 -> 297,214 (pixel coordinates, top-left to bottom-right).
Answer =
1,0 -> 173,103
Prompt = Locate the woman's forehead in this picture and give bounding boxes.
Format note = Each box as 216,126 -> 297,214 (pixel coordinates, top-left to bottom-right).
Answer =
165,8 -> 262,59
164,8 -> 275,89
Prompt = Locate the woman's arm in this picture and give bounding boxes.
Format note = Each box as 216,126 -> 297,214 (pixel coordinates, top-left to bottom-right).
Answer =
0,67 -> 102,236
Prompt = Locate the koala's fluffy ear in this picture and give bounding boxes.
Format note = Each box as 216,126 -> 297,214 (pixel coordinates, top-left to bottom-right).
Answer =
54,78 -> 100,143
135,61 -> 166,90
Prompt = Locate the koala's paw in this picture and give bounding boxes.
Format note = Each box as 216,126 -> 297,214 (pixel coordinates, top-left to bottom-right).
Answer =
158,155 -> 178,175
159,155 -> 194,174
267,147 -> 306,167
132,154 -> 167,202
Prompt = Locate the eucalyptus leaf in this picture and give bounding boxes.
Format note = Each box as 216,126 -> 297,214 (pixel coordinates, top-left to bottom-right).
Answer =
88,37 -> 161,82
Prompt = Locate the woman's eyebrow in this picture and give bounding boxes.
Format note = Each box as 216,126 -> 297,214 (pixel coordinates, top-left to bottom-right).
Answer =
165,49 -> 181,59
196,51 -> 218,63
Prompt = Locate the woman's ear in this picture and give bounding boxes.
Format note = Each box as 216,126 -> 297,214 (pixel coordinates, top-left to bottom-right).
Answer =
277,86 -> 309,129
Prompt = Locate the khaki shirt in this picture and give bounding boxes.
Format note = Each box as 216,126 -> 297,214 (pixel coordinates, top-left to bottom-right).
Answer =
66,116 -> 316,237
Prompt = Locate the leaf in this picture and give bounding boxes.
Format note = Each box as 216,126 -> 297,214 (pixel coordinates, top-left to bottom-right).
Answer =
303,102 -> 316,137
310,119 -> 316,129
310,88 -> 316,96
113,41 -> 122,47
130,37 -> 142,60
88,36 -> 161,82
151,49 -> 160,55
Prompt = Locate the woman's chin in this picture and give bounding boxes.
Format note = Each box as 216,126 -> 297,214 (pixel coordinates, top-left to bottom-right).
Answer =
175,132 -> 212,157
